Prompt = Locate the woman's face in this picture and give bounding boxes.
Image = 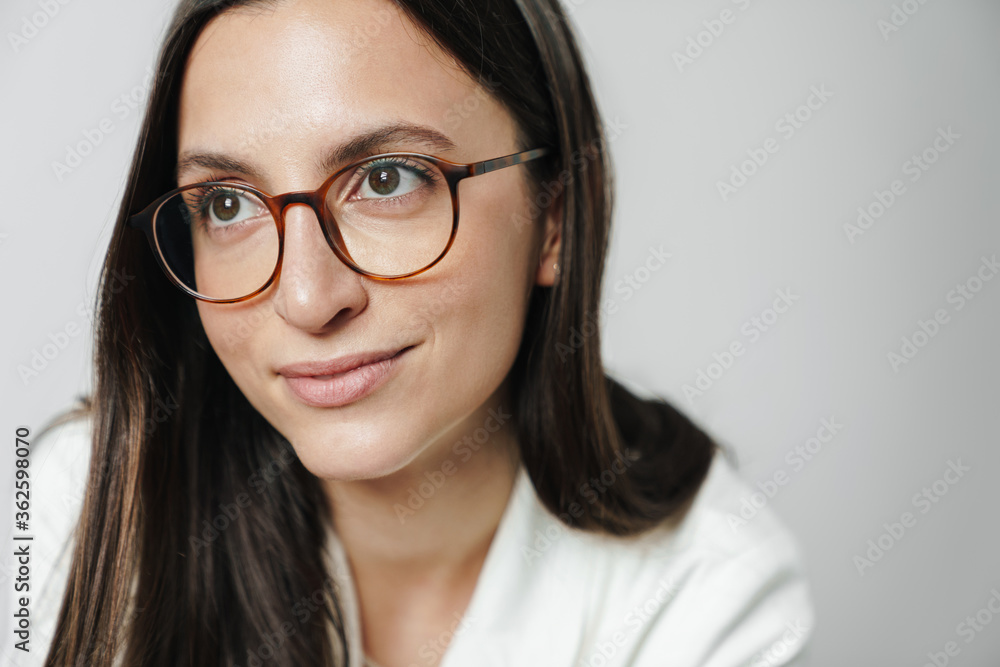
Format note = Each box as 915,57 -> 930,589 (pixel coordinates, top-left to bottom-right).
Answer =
179,0 -> 556,481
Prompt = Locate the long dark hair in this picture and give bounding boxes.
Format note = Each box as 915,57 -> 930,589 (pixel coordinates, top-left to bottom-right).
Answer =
45,0 -> 716,664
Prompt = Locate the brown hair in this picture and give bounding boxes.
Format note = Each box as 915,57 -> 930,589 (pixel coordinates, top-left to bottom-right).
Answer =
45,0 -> 716,664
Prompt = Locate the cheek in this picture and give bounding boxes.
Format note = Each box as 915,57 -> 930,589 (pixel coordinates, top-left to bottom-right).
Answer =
419,179 -> 540,395
196,301 -> 276,392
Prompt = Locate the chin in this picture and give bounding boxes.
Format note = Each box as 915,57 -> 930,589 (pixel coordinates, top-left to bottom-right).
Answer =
282,421 -> 427,482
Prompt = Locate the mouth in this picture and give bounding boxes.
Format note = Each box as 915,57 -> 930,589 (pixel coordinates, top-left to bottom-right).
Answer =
277,345 -> 415,408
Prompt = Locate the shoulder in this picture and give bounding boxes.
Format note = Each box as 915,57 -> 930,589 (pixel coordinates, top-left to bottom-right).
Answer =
476,453 -> 815,666
29,414 -> 93,542
638,452 -> 814,665
5,414 -> 93,665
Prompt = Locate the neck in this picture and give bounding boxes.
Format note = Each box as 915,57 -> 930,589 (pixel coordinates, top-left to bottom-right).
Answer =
322,398 -> 520,582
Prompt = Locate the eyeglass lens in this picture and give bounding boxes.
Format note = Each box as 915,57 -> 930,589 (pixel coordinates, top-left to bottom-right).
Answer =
153,155 -> 454,300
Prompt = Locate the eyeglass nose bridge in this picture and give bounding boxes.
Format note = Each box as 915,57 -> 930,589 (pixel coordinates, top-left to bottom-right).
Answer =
268,190 -> 358,269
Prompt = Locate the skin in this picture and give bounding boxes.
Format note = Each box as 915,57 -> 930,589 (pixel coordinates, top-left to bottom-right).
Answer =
178,0 -> 561,664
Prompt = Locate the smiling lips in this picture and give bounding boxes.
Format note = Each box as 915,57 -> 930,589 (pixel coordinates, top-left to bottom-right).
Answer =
277,346 -> 412,407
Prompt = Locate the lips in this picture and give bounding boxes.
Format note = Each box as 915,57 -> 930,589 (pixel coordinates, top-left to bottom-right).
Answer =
277,346 -> 413,408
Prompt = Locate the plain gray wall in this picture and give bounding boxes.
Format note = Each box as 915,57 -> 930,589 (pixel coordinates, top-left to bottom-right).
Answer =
2,0 -> 997,664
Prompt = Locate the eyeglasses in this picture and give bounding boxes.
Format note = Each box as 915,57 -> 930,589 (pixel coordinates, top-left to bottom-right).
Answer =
127,147 -> 550,303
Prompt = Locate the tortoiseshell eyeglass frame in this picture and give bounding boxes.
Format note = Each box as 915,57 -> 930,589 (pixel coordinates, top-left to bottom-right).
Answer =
127,147 -> 551,304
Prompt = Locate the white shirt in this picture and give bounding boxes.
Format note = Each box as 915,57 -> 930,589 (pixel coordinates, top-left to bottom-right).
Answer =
3,417 -> 91,667
7,417 -> 815,667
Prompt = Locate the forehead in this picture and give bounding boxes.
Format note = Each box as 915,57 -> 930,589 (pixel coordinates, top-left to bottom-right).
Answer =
178,0 -> 506,178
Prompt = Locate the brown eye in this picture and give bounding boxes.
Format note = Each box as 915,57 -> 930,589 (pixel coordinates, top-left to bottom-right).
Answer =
212,194 -> 241,221
368,166 -> 400,196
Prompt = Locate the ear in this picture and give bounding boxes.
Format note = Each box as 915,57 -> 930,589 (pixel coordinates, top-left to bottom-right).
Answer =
534,193 -> 563,287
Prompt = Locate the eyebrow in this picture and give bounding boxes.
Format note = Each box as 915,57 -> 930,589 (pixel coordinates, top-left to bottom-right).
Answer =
175,122 -> 458,183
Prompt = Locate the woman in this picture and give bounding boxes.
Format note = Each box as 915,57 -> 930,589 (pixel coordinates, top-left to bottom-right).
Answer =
28,0 -> 814,665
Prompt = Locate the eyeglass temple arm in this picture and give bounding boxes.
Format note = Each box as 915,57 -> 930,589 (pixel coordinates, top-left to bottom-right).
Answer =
471,148 -> 550,176
127,208 -> 153,233
127,193 -> 166,232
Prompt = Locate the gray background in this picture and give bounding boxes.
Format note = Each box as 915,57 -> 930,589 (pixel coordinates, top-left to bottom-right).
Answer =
2,0 -> 998,664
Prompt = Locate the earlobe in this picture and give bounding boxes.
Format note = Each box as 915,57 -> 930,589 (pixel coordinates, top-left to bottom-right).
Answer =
535,194 -> 563,287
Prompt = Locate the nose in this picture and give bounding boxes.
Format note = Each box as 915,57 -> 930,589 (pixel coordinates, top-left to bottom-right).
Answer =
270,202 -> 368,333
